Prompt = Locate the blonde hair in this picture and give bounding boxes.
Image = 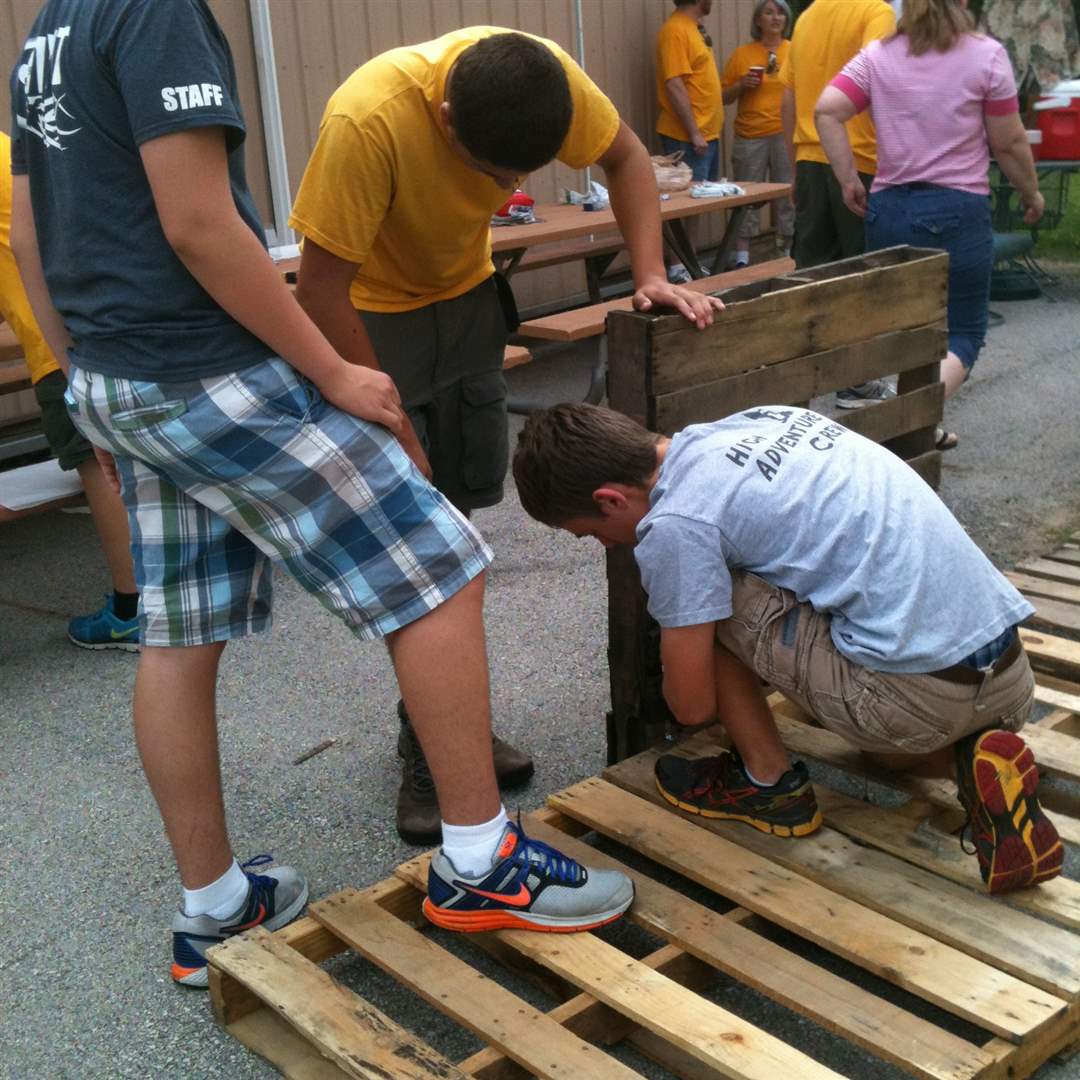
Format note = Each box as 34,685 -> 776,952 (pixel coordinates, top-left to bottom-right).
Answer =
898,0 -> 974,55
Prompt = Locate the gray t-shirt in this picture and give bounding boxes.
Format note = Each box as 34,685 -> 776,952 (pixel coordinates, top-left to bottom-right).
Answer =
635,407 -> 1032,674
9,0 -> 273,381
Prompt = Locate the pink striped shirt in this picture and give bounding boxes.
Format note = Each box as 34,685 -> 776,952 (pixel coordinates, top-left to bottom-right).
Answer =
831,33 -> 1018,195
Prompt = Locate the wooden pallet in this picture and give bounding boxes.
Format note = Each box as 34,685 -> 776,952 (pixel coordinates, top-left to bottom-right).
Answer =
208,539 -> 1080,1080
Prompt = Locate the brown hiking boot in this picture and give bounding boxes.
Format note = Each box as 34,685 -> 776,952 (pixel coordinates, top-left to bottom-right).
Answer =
396,703 -> 535,846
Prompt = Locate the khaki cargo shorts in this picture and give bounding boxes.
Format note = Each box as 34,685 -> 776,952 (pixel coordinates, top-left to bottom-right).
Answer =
716,572 -> 1035,756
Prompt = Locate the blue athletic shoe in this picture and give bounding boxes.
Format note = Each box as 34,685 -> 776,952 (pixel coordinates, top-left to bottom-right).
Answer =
423,818 -> 634,933
67,595 -> 140,652
171,856 -> 309,987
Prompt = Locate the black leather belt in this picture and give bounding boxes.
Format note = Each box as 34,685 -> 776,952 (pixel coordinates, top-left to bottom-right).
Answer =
928,635 -> 1023,685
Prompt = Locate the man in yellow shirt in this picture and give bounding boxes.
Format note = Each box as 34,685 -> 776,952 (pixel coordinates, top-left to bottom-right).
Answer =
778,0 -> 896,409
655,0 -> 723,182
291,28 -> 719,846
0,131 -> 139,650
779,0 -> 895,269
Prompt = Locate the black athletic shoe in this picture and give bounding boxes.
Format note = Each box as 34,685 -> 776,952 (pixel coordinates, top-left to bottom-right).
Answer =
655,750 -> 822,837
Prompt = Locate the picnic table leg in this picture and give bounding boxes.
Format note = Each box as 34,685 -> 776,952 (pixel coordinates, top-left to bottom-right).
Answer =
662,218 -> 706,279
707,204 -> 752,274
584,252 -> 620,303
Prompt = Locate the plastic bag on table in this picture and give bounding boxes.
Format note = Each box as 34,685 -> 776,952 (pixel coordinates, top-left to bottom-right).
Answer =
650,152 -> 693,193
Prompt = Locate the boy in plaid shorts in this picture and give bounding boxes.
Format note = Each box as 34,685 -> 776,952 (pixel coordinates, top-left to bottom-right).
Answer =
10,0 -> 632,988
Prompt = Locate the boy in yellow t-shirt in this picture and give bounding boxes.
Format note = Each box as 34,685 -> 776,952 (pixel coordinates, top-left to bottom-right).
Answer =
0,131 -> 139,649
290,28 -> 720,846
721,0 -> 795,266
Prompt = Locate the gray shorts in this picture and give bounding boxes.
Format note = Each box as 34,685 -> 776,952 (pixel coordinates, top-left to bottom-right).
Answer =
359,276 -> 509,513
717,572 -> 1034,755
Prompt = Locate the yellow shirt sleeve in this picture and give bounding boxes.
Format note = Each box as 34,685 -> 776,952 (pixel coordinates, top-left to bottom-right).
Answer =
550,43 -> 620,168
722,45 -> 748,90
290,112 -> 394,267
657,21 -> 695,81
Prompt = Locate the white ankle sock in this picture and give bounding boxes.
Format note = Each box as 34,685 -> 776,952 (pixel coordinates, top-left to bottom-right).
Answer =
735,251 -> 750,266
743,764 -> 782,789
182,859 -> 249,919
441,807 -> 509,877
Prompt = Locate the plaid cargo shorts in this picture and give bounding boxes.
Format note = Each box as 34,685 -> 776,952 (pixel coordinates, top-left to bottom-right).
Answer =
65,356 -> 493,647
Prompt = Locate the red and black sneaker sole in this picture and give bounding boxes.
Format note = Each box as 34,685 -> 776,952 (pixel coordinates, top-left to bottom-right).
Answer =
968,730 -> 1064,894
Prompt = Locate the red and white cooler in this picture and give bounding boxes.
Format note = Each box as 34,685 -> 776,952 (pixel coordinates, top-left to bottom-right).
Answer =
1034,80 -> 1080,161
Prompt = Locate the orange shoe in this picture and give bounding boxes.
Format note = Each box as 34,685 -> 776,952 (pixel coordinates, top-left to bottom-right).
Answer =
954,730 -> 1063,894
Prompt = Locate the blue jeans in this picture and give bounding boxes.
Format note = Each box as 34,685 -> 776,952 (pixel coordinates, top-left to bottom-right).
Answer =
865,184 -> 993,370
659,134 -> 720,183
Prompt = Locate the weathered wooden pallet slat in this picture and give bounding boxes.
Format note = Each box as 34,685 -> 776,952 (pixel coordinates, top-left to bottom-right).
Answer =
397,820 -> 996,1080
601,730 -> 1080,997
311,891 -> 643,1080
548,778 -> 1066,1041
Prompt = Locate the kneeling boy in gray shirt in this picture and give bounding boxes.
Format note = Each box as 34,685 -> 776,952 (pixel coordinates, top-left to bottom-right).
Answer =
513,403 -> 1061,895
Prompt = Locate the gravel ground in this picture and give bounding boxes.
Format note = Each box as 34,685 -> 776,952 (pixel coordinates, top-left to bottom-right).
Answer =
1,266 -> 1079,1079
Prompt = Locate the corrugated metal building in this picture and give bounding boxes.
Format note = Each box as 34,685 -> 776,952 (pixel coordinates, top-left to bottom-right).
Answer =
2,0 -> 768,318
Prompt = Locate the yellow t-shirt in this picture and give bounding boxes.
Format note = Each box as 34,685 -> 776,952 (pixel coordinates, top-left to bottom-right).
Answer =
778,0 -> 895,174
0,132 -> 58,384
722,40 -> 791,140
655,12 -> 723,143
289,27 -> 620,313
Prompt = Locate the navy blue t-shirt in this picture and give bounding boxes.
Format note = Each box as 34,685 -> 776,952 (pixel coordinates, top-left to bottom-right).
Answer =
9,0 -> 273,380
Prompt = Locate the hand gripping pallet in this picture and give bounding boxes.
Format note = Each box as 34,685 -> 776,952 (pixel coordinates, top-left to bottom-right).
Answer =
208,536 -> 1080,1080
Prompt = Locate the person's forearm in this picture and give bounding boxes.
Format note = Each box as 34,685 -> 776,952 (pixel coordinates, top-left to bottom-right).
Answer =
781,89 -> 797,175
995,134 -> 1040,203
294,280 -> 381,373
666,77 -> 703,143
10,178 -> 73,375
604,146 -> 667,288
722,83 -> 742,105
167,213 -> 350,387
816,112 -> 859,187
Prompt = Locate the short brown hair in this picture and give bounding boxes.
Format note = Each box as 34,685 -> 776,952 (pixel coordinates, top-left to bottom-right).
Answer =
898,0 -> 974,55
450,34 -> 572,172
512,404 -> 660,526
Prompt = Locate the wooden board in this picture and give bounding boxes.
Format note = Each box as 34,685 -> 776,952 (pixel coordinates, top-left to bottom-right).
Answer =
652,326 -> 944,432
517,259 -> 793,343
641,248 -> 948,395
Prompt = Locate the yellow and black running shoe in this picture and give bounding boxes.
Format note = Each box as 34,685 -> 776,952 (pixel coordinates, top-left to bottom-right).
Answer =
954,729 -> 1063,894
654,750 -> 822,838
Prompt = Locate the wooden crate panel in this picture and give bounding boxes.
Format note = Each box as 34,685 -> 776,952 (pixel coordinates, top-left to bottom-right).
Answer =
652,326 -> 945,433
641,248 -> 948,395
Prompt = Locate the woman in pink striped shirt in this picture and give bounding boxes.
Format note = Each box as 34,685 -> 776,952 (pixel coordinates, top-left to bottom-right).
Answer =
814,0 -> 1042,451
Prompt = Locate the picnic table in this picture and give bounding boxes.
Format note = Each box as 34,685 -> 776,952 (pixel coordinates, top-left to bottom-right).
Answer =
491,182 -> 792,291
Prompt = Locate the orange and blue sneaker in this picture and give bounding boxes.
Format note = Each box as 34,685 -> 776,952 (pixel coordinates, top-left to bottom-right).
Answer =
654,750 -> 822,837
170,856 -> 308,987
67,595 -> 140,653
954,729 -> 1064,894
423,819 -> 634,933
